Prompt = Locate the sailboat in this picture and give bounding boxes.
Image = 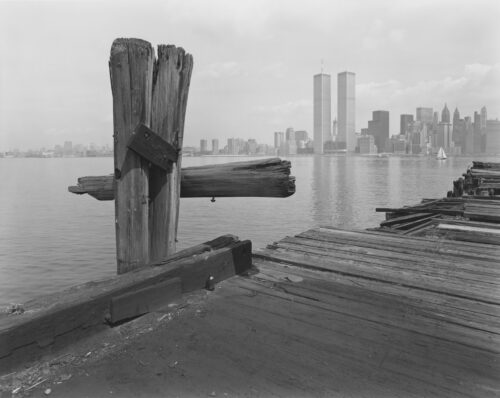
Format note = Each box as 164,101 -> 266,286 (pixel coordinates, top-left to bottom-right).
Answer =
436,147 -> 447,160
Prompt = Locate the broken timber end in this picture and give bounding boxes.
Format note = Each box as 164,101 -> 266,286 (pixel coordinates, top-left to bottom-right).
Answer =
68,158 -> 296,200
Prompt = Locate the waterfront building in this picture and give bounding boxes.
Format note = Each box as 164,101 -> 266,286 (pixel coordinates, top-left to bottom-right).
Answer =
386,135 -> 407,154
337,71 -> 356,152
416,107 -> 433,125
247,139 -> 258,155
485,119 -> 500,153
441,104 -> 450,123
367,110 -> 389,153
63,141 -> 73,157
313,73 -> 331,154
212,139 -> 219,155
400,114 -> 414,136
436,123 -> 452,150
286,127 -> 295,142
274,131 -> 284,149
358,134 -> 377,154
227,138 -> 240,155
200,139 -> 208,153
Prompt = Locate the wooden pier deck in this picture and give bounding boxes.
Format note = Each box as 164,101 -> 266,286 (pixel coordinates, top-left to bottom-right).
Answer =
7,226 -> 499,397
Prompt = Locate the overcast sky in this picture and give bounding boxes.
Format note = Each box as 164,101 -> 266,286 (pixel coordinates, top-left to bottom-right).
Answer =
1,0 -> 499,151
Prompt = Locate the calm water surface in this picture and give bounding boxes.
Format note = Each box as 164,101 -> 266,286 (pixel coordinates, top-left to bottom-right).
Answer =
0,155 -> 494,304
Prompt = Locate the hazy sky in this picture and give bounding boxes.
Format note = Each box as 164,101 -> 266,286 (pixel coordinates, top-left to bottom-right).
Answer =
1,0 -> 499,151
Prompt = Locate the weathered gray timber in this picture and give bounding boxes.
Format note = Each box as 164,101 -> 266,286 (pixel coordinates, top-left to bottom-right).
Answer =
109,39 -> 193,273
68,158 -> 295,200
0,236 -> 251,372
149,45 -> 193,263
110,39 -> 154,274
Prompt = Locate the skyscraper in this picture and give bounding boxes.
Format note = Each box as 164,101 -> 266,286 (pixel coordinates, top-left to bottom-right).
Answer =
338,71 -> 356,151
367,110 -> 389,153
200,139 -> 208,153
441,104 -> 450,123
400,114 -> 414,135
313,73 -> 331,154
274,131 -> 284,149
416,107 -> 433,125
481,106 -> 487,129
212,139 -> 219,155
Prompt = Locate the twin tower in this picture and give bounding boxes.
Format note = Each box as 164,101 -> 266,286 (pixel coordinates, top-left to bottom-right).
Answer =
313,71 -> 356,154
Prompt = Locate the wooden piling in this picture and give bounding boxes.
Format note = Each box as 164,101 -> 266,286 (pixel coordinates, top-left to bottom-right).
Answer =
109,39 -> 193,273
149,45 -> 193,262
110,38 -> 154,274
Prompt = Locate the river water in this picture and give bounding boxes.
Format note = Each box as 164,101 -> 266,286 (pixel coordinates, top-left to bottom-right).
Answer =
0,155 -> 493,304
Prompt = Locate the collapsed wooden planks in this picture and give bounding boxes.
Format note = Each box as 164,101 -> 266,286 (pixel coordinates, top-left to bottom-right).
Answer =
68,158 -> 295,200
375,162 -> 500,241
249,226 -> 500,397
451,161 -> 500,197
0,235 -> 252,372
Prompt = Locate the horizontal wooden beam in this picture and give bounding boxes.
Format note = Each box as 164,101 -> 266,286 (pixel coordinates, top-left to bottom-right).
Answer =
0,236 -> 252,372
68,158 -> 296,200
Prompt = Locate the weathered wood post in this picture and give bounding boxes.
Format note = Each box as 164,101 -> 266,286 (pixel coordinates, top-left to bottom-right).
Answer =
109,38 -> 193,274
149,45 -> 193,261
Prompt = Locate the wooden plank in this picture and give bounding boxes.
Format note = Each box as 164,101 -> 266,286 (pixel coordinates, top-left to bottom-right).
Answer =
110,38 -> 154,274
148,45 -> 193,263
109,277 -> 181,323
68,158 -> 296,200
314,227 -> 500,259
127,123 -> 178,170
0,237 -> 251,370
379,212 -> 433,227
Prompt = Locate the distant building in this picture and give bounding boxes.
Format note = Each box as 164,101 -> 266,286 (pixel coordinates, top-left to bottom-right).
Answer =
386,135 -> 407,154
285,127 -> 295,142
474,111 -> 483,153
485,119 -> 500,154
441,104 -> 450,123
338,71 -> 356,151
63,141 -> 73,157
416,107 -> 433,125
212,139 -> 219,155
200,139 -> 208,153
367,110 -> 389,153
294,130 -> 308,142
227,138 -> 240,155
436,122 -> 452,150
481,106 -> 488,129
313,73 -> 331,154
358,135 -> 377,154
453,107 -> 460,128
433,111 -> 439,128
400,114 -> 414,136
274,131 -> 284,149
247,139 -> 258,155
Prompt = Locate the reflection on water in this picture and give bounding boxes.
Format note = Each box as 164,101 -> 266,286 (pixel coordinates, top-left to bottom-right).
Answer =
0,154 -> 491,304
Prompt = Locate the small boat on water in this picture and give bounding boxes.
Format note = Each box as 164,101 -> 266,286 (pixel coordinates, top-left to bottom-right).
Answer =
436,147 -> 447,160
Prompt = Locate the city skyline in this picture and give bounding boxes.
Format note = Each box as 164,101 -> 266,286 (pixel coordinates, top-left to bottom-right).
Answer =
1,0 -> 499,151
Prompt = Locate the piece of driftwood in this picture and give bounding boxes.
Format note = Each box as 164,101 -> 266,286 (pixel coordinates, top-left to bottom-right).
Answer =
0,235 -> 251,371
68,158 -> 296,200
